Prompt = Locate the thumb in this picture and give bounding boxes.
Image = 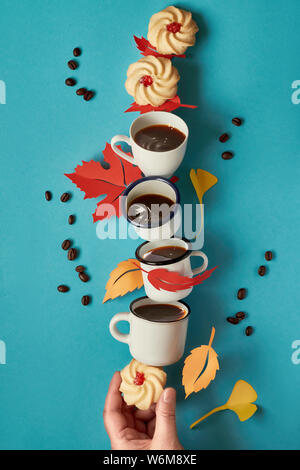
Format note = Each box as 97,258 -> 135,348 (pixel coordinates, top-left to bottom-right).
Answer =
153,388 -> 181,447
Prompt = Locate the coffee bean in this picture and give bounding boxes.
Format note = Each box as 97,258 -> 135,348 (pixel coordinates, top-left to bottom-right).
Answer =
73,47 -> 81,57
68,248 -> 77,260
65,78 -> 76,86
61,239 -> 71,250
68,214 -> 75,225
227,316 -> 239,325
219,133 -> 229,143
68,60 -> 78,70
265,250 -> 273,261
258,265 -> 266,276
81,295 -> 90,306
79,272 -> 89,282
60,192 -> 71,202
45,190 -> 52,201
237,288 -> 247,300
232,117 -> 242,126
84,90 -> 94,101
236,311 -> 246,320
76,88 -> 87,96
221,151 -> 234,160
75,265 -> 85,273
245,326 -> 253,336
57,285 -> 69,293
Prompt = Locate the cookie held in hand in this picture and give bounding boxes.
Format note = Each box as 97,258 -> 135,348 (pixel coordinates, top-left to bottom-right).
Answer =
120,359 -> 167,410
148,6 -> 199,56
125,56 -> 180,107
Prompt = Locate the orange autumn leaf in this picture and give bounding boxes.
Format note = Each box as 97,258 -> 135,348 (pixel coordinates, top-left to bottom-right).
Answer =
103,259 -> 143,303
182,327 -> 219,398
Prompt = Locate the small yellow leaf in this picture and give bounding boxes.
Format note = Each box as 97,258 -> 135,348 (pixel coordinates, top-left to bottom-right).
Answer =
103,259 -> 143,303
190,169 -> 218,204
182,327 -> 219,398
190,379 -> 258,429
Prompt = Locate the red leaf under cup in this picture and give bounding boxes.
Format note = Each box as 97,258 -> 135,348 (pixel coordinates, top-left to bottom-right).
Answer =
125,95 -> 197,114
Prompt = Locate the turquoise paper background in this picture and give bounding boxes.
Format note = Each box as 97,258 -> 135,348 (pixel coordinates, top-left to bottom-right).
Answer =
0,0 -> 299,450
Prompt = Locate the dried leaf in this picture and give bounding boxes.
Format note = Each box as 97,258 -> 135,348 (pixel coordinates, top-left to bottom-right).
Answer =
125,95 -> 197,114
65,143 -> 142,223
182,327 -> 219,398
190,169 -> 218,205
103,259 -> 143,303
133,35 -> 186,59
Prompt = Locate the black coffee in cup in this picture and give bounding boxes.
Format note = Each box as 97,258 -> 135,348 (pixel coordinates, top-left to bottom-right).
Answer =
133,303 -> 187,322
134,125 -> 186,152
127,193 -> 174,225
143,245 -> 187,263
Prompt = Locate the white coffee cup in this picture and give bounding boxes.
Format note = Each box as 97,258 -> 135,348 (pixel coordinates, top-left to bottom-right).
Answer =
109,296 -> 190,366
110,111 -> 188,178
121,176 -> 181,241
136,238 -> 208,302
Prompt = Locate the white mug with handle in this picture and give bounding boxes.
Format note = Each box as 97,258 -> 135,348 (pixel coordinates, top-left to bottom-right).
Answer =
110,111 -> 188,179
109,296 -> 190,366
135,237 -> 208,302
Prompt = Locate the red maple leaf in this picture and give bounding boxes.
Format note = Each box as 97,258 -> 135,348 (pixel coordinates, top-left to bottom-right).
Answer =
65,143 -> 142,223
125,95 -> 197,114
134,36 -> 186,59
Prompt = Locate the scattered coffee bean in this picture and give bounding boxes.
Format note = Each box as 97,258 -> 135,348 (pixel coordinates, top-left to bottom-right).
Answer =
60,192 -> 71,202
68,215 -> 75,225
73,47 -> 81,57
258,265 -> 266,276
221,151 -> 234,160
79,272 -> 89,282
84,90 -> 94,101
232,117 -> 242,126
81,295 -> 90,306
68,248 -> 77,260
227,316 -> 239,325
68,60 -> 78,70
219,133 -> 229,143
75,265 -> 85,273
65,78 -> 76,86
76,87 -> 87,96
61,239 -> 71,250
237,288 -> 247,300
57,285 -> 69,293
45,190 -> 52,201
245,326 -> 253,336
265,250 -> 273,261
236,311 -> 246,320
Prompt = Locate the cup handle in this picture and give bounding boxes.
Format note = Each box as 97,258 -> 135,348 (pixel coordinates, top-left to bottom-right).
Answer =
109,312 -> 131,344
111,135 -> 136,165
191,251 -> 208,275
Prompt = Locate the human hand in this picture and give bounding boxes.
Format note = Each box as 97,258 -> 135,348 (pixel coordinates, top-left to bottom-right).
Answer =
103,371 -> 183,450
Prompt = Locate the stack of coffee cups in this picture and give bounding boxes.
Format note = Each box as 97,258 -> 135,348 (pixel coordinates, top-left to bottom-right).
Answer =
109,111 -> 208,367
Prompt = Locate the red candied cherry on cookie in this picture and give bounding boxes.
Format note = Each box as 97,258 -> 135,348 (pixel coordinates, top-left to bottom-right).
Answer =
139,75 -> 153,87
167,22 -> 182,33
134,371 -> 145,386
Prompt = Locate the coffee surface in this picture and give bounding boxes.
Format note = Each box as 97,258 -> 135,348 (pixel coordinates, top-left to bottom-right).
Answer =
133,303 -> 187,322
134,124 -> 186,152
128,193 -> 174,224
143,245 -> 187,263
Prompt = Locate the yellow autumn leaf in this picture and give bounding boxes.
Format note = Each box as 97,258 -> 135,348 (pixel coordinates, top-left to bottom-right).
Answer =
190,169 -> 218,205
103,259 -> 143,303
190,380 -> 258,429
182,327 -> 219,398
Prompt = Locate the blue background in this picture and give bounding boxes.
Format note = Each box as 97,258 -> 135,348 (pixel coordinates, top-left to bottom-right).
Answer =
0,0 -> 299,450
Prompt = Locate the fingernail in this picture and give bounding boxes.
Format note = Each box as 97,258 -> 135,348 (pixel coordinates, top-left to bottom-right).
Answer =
163,388 -> 175,403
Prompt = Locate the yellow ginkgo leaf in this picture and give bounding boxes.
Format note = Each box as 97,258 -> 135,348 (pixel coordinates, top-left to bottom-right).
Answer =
182,327 -> 219,398
190,169 -> 218,204
103,259 -> 143,303
190,380 -> 258,429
